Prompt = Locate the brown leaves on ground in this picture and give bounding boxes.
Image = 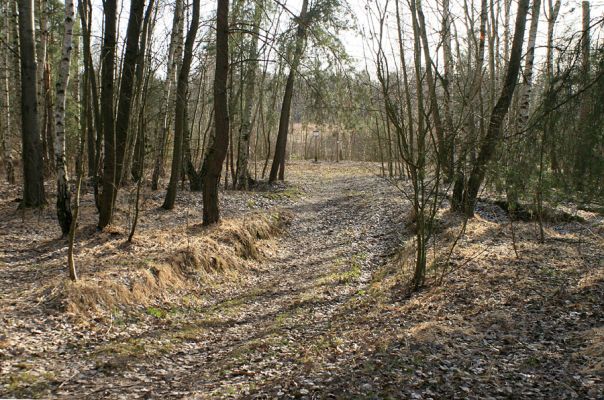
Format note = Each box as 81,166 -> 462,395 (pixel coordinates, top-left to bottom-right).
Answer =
0,161 -> 602,399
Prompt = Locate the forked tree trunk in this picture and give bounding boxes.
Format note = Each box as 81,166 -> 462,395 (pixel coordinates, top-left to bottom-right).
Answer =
235,0 -> 262,190
54,0 -> 76,236
460,0 -> 530,216
78,0 -> 101,180
131,0 -> 156,182
415,0 -> 447,180
151,0 -> 184,191
18,0 -> 46,207
113,0 -> 145,191
201,0 -> 229,224
162,0 -> 200,210
98,0 -> 117,228
268,0 -> 308,183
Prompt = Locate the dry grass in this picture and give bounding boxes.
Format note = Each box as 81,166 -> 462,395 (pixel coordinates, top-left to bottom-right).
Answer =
59,212 -> 291,318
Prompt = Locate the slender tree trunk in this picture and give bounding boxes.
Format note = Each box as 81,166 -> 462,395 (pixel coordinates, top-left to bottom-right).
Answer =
131,0 -> 156,182
18,0 -> 46,207
78,0 -> 101,180
461,0 -> 530,216
42,62 -> 54,174
236,0 -> 262,190
451,0 -> 489,210
162,0 -> 200,209
441,0 -> 454,181
202,0 -> 229,224
517,0 -> 541,128
113,0 -> 145,193
98,0 -> 117,228
54,0 -> 75,236
544,0 -> 561,173
414,0 -> 447,179
1,3 -> 15,184
67,33 -> 86,282
268,0 -> 308,183
574,1 -> 591,189
151,0 -> 184,191
37,0 -> 53,172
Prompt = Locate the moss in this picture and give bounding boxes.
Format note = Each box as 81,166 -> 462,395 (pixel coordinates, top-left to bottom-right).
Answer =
146,306 -> 167,319
6,370 -> 56,398
261,186 -> 303,200
318,257 -> 362,285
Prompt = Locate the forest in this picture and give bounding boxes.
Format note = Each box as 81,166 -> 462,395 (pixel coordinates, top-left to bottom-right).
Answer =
0,0 -> 603,397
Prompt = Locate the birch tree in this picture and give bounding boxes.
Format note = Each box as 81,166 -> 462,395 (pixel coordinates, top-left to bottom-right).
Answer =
54,0 -> 76,236
235,0 -> 263,190
163,0 -> 201,210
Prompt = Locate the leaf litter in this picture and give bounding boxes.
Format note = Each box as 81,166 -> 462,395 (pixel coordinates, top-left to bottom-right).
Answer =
0,161 -> 602,399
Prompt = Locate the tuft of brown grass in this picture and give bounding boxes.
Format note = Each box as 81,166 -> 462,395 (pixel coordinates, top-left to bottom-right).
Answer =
577,327 -> 604,374
60,211 -> 290,319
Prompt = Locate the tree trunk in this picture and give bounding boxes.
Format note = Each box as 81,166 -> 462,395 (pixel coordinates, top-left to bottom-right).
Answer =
235,0 -> 262,190
78,0 -> 101,180
98,0 -> 117,228
544,0 -> 561,173
461,0 -> 530,216
268,0 -> 308,183
574,1 -> 591,189
37,0 -> 55,173
131,0 -> 156,182
67,29 -> 86,282
42,62 -> 54,174
517,0 -> 541,128
113,0 -> 145,192
54,0 -> 75,236
151,0 -> 184,191
162,0 -> 200,210
202,0 -> 229,224
414,0 -> 447,180
1,3 -> 15,184
18,0 -> 46,207
441,0 -> 454,182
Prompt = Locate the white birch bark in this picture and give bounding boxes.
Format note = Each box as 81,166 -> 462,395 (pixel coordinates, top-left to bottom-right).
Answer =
54,0 -> 76,236
517,0 -> 542,129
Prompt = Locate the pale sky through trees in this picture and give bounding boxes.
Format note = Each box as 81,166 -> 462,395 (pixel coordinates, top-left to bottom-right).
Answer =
88,0 -> 603,81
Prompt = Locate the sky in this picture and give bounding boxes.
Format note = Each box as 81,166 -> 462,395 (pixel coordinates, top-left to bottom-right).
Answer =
88,0 -> 604,75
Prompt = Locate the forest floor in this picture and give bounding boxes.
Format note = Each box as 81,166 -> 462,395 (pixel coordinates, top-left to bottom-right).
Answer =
0,161 -> 603,399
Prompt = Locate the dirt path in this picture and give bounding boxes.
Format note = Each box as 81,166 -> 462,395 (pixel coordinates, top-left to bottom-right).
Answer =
2,163 -> 406,399
3,162 -> 602,399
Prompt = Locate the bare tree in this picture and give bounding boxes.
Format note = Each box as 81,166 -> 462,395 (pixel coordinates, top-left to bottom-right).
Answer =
458,0 -> 530,216
54,0 -> 76,236
268,0 -> 308,183
18,0 -> 46,207
98,0 -> 118,228
162,0 -> 201,210
202,0 -> 229,224
235,0 -> 263,190
113,0 -> 145,189
151,0 -> 184,191
1,2 -> 15,184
